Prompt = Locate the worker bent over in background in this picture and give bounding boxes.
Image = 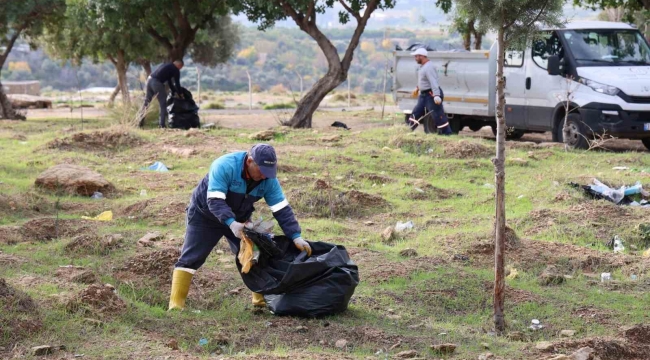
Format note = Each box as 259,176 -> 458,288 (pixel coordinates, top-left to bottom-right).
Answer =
407,48 -> 452,135
139,60 -> 184,129
168,144 -> 311,310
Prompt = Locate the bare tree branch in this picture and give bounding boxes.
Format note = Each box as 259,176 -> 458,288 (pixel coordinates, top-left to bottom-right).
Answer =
106,53 -> 117,65
524,0 -> 550,28
0,29 -> 23,66
147,26 -> 174,50
341,0 -> 378,68
172,0 -> 190,33
339,0 -> 361,21
276,0 -> 307,31
163,13 -> 179,39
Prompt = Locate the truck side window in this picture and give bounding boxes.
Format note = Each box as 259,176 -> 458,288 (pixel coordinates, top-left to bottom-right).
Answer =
504,50 -> 524,67
532,31 -> 564,69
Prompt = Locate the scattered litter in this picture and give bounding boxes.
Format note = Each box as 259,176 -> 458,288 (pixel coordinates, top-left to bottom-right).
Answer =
612,166 -> 629,170
140,190 -> 147,197
202,123 -> 216,129
145,161 -> 169,172
90,192 -> 103,200
571,179 -> 649,206
529,319 -> 544,331
331,121 -> 350,130
609,235 -> 625,253
601,272 -> 612,282
395,221 -> 414,232
426,148 -> 434,154
20,141 -> 28,145
631,274 -> 638,281
198,338 -> 208,346
483,183 -> 495,189
517,195 -> 524,199
81,210 -> 113,221
414,187 -> 425,193
506,268 -> 519,280
452,254 -> 469,261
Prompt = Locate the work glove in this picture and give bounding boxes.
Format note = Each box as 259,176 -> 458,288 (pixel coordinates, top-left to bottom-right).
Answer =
229,221 -> 245,238
238,231 -> 255,274
411,88 -> 419,98
293,237 -> 312,256
434,96 -> 442,105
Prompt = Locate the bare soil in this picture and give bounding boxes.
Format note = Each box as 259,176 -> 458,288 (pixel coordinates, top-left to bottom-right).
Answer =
47,130 -> 143,152
0,278 -> 42,347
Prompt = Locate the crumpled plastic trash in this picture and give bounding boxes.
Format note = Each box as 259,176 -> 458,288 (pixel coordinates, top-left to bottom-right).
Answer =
613,235 -> 625,253
395,221 -> 414,232
601,272 -> 612,282
198,338 -> 208,346
145,161 -> 169,172
573,179 -> 649,206
90,192 -> 103,200
529,319 -> 543,331
506,268 -> 519,280
81,210 -> 113,221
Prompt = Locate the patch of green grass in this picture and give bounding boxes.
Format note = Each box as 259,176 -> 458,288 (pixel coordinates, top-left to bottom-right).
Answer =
203,101 -> 225,110
263,102 -> 296,110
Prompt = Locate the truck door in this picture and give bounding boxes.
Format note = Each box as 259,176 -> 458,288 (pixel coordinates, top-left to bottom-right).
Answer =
503,49 -> 527,128
525,31 -> 566,130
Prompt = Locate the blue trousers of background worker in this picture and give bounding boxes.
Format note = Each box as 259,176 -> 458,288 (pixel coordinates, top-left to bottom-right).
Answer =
175,203 -> 241,270
407,87 -> 452,134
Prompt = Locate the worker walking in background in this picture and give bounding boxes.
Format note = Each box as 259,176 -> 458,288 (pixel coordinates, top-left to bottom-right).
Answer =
138,60 -> 184,128
407,48 -> 452,135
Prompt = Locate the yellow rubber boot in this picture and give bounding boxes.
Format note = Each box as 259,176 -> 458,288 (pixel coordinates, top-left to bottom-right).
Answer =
252,292 -> 266,307
168,268 -> 194,311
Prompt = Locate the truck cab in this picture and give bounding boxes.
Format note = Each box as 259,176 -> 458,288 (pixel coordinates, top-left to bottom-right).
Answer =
392,21 -> 650,149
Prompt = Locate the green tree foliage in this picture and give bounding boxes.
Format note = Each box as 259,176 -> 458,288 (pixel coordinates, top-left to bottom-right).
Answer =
0,0 -> 65,119
44,0 -> 162,104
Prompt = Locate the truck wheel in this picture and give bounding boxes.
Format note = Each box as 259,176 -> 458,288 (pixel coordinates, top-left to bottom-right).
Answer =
642,138 -> 650,151
468,123 -> 484,132
557,114 -> 589,149
491,126 -> 525,140
423,113 -> 434,134
449,118 -> 462,134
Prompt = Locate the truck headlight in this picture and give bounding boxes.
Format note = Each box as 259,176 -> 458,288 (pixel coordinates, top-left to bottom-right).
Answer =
579,78 -> 620,96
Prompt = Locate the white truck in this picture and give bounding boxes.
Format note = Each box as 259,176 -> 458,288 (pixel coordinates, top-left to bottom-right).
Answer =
392,21 -> 650,149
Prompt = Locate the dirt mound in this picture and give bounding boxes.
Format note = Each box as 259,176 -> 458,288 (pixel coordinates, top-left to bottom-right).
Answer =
0,226 -> 22,245
348,248 -> 446,284
359,173 -> 394,184
64,234 -> 123,255
555,337 -> 650,360
0,252 -> 27,266
48,130 -> 142,151
68,284 -> 125,315
35,164 -> 115,197
388,135 -> 437,155
443,140 -> 492,159
344,190 -> 385,207
55,266 -> 99,284
119,196 -> 187,225
119,247 -> 180,280
18,218 -> 93,242
278,164 -> 300,173
0,192 -> 54,219
288,188 -> 387,218
0,278 -> 42,347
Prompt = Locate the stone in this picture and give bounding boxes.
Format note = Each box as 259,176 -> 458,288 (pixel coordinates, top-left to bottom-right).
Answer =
430,343 -> 457,354
167,338 -> 179,350
313,179 -> 330,190
506,331 -> 527,342
72,270 -> 98,284
538,265 -> 566,286
163,146 -> 197,158
536,341 -> 555,351
335,339 -> 348,349
35,164 -> 113,196
481,342 -> 490,350
381,226 -> 395,243
322,134 -> 342,142
478,353 -> 495,360
8,94 -> 52,109
32,345 -> 65,356
138,232 -> 163,246
570,347 -> 595,360
387,314 -> 402,320
394,350 -> 418,359
295,326 -> 308,333
560,330 -> 576,338
399,248 -> 418,257
83,318 -> 104,328
249,130 -> 275,141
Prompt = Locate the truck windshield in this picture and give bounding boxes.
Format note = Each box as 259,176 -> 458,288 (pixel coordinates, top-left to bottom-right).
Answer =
562,29 -> 650,66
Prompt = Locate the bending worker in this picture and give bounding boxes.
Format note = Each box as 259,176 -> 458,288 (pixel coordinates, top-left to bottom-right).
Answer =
408,48 -> 452,135
139,60 -> 184,128
168,143 -> 311,310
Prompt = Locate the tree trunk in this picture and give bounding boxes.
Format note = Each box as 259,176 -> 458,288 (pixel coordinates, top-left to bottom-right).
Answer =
474,32 -> 484,50
0,79 -> 23,120
290,71 -> 344,128
109,85 -> 121,106
115,50 -> 130,104
493,26 -> 507,334
141,60 -> 152,77
462,28 -> 472,51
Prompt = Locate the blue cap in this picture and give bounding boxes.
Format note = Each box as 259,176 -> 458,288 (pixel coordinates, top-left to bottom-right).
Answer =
249,144 -> 277,179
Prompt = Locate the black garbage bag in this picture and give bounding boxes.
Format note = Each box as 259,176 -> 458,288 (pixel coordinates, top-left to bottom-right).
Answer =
166,87 -> 200,129
237,230 -> 359,318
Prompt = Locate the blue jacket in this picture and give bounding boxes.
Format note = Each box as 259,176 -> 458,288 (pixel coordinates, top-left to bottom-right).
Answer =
190,152 -> 301,240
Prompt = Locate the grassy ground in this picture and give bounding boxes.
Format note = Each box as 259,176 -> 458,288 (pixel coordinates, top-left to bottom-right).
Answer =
0,113 -> 649,359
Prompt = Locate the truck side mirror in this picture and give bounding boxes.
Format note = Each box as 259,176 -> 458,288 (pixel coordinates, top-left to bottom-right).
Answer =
547,55 -> 561,76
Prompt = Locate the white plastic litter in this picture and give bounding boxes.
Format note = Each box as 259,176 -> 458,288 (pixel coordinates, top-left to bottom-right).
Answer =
395,221 -> 414,232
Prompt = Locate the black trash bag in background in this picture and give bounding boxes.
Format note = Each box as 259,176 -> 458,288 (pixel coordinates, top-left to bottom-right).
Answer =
237,230 -> 359,318
166,87 -> 200,130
